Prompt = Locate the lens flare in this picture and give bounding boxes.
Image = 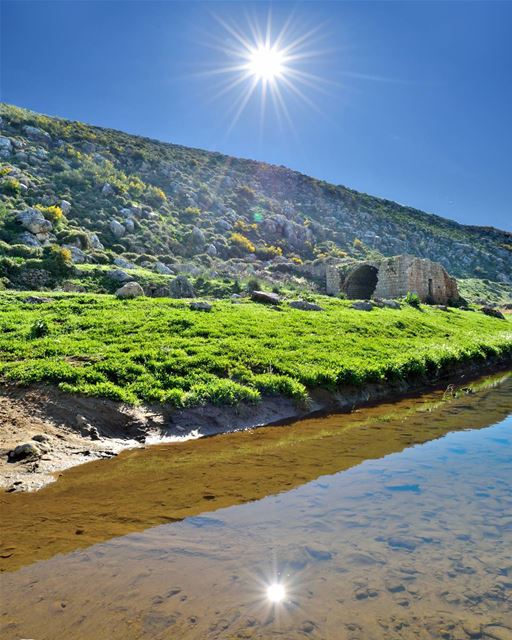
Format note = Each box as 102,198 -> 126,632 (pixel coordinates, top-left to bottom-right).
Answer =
266,582 -> 286,603
247,45 -> 284,80
199,12 -> 330,132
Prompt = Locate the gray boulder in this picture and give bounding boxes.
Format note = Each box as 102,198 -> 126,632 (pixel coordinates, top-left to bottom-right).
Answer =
154,261 -> 173,275
115,281 -> 144,299
382,299 -> 401,309
109,220 -> 125,238
63,245 -> 88,264
7,442 -> 41,462
102,182 -> 114,196
351,301 -> 374,311
191,226 -> 205,246
113,257 -> 136,269
0,136 -> 12,157
190,301 -> 212,312
60,199 -> 71,214
22,296 -> 53,304
216,219 -> 232,231
22,125 -> 52,144
289,300 -> 324,311
205,243 -> 217,257
124,218 -> 135,233
89,233 -> 104,250
17,231 -> 41,247
16,208 -> 53,235
169,275 -> 195,298
32,434 -> 50,443
251,290 -> 281,305
107,269 -> 133,283
481,306 -> 505,320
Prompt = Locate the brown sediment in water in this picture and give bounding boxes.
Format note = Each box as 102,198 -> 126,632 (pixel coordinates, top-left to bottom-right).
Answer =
0,370 -> 510,574
1,355 -> 510,493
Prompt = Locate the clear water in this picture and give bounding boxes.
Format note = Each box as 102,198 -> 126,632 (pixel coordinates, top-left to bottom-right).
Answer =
1,377 -> 511,639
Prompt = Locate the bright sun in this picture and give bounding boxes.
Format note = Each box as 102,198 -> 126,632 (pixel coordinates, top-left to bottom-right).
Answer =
247,45 -> 284,81
266,582 -> 286,603
206,12 -> 327,131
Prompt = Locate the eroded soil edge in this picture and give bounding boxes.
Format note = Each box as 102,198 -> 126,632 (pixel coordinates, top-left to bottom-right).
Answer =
1,355 -> 511,492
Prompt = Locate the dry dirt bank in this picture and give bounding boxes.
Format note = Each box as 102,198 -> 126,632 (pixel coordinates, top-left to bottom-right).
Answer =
1,355 -> 510,492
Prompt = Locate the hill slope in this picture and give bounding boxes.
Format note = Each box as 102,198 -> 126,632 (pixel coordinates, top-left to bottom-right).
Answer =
0,103 -> 510,296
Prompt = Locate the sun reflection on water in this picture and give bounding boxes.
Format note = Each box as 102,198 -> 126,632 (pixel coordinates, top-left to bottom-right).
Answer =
266,582 -> 286,603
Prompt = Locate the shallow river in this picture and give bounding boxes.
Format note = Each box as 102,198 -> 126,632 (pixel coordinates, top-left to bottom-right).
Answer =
1,373 -> 511,639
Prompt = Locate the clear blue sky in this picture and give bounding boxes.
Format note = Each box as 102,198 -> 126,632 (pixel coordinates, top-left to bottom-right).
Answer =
1,1 -> 511,230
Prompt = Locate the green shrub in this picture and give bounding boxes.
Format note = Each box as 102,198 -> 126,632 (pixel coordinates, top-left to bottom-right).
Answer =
42,245 -> 73,276
404,291 -> 421,308
246,278 -> 261,293
1,178 -> 20,196
29,319 -> 50,339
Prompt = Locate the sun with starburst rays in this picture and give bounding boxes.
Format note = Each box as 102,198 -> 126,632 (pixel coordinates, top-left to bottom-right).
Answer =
201,12 -> 328,132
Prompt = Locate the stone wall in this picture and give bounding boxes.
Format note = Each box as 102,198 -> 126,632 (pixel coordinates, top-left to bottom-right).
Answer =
326,265 -> 342,296
326,255 -> 459,304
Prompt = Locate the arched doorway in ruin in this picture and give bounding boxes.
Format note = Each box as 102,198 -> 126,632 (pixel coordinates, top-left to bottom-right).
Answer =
344,264 -> 379,299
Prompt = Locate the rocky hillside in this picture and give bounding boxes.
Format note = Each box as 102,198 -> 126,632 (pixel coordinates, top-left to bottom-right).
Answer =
0,103 -> 510,295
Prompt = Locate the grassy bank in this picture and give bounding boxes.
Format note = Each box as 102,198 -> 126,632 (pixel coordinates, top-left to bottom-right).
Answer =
0,292 -> 510,406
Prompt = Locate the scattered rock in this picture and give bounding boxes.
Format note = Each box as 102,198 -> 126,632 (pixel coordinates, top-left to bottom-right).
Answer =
102,182 -> 114,196
22,125 -> 52,144
22,295 -> 53,304
351,301 -> 374,311
289,300 -> 324,311
387,536 -> 417,551
109,219 -> 125,238
154,261 -> 173,275
107,269 -> 133,283
63,244 -> 88,264
89,233 -> 104,250
191,226 -> 205,246
304,545 -> 332,561
385,580 -> 406,593
15,208 -> 53,235
60,199 -> 71,214
382,299 -> 401,309
480,306 -> 505,320
463,622 -> 483,638
115,281 -> 144,299
17,231 -> 41,247
169,275 -> 195,298
190,301 -> 212,312
484,625 -> 512,640
113,257 -> 136,269
0,136 -> 12,157
31,434 -> 50,443
251,290 -> 281,305
6,482 -> 26,493
7,442 -> 41,463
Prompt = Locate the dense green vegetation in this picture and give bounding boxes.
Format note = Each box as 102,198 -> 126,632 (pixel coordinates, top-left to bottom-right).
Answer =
0,292 -> 510,407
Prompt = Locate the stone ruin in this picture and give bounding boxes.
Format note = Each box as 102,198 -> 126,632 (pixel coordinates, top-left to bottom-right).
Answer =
326,255 -> 460,304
